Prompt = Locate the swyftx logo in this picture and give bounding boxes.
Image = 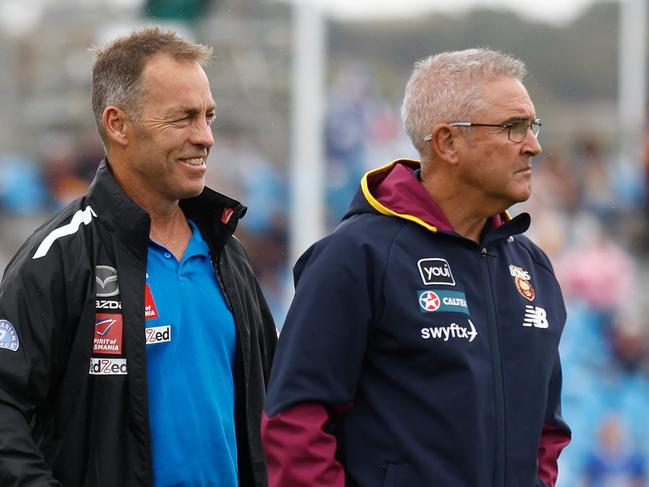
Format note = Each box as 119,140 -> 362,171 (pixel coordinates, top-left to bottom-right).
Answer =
420,319 -> 478,342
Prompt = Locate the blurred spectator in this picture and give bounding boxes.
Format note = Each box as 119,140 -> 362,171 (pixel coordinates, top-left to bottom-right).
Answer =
611,316 -> 649,374
533,151 -> 582,214
325,63 -> 373,224
576,137 -> 616,222
557,215 -> 635,329
581,415 -> 646,487
0,156 -> 48,215
42,135 -> 89,209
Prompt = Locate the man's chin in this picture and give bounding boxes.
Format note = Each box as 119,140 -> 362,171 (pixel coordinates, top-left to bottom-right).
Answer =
178,184 -> 205,200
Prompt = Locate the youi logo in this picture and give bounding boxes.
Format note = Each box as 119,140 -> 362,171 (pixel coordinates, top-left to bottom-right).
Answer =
417,258 -> 455,286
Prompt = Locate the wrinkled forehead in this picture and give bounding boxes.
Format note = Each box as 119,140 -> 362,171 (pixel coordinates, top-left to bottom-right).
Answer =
140,55 -> 214,109
476,78 -> 536,119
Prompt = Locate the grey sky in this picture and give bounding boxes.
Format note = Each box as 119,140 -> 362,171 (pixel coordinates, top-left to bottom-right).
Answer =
307,0 -> 606,24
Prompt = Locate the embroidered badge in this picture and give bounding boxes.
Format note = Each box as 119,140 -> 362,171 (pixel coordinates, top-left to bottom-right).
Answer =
509,265 -> 535,301
0,320 -> 19,352
221,207 -> 234,225
93,313 -> 123,355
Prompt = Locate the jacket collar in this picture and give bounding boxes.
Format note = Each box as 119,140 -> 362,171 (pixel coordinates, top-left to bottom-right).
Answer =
351,159 -> 529,243
87,159 -> 246,256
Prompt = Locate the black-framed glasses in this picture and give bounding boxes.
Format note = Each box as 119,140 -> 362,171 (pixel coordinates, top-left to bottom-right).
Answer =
423,118 -> 542,143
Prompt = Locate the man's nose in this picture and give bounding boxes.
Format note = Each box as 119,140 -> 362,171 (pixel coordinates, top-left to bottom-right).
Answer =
522,129 -> 542,157
190,118 -> 214,149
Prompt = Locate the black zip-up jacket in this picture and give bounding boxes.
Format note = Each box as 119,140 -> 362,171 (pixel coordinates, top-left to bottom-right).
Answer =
0,160 -> 277,486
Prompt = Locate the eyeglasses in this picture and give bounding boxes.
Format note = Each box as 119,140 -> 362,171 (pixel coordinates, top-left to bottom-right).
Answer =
423,118 -> 542,143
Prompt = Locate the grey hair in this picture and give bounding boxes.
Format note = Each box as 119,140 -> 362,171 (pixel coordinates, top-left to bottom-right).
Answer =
400,48 -> 527,158
91,25 -> 212,146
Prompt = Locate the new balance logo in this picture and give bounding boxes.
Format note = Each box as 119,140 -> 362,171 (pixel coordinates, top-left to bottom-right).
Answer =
523,305 -> 549,329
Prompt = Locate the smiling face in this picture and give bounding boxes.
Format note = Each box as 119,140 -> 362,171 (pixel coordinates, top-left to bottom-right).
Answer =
455,77 -> 541,213
119,53 -> 215,207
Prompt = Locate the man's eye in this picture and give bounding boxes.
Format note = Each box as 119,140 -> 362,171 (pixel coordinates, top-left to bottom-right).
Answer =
510,121 -> 528,133
172,116 -> 191,125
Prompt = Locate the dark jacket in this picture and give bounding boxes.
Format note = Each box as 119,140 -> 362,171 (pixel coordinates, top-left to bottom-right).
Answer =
262,160 -> 571,487
0,160 -> 277,486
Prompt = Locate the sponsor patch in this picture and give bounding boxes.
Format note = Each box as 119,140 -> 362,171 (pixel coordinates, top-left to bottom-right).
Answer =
418,258 -> 455,286
93,313 -> 123,354
96,299 -> 122,310
145,325 -> 172,345
0,320 -> 19,352
96,265 -> 119,297
420,319 -> 478,342
523,305 -> 549,329
221,207 -> 234,224
89,357 -> 128,375
509,264 -> 535,301
417,290 -> 470,314
144,284 -> 159,320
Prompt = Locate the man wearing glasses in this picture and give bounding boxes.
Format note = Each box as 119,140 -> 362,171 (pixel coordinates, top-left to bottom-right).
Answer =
262,48 -> 571,487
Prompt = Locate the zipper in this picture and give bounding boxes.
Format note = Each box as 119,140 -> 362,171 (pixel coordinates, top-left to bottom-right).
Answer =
481,246 -> 508,486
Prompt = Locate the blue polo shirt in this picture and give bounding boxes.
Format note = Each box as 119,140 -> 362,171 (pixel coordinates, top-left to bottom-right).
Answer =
145,220 -> 238,487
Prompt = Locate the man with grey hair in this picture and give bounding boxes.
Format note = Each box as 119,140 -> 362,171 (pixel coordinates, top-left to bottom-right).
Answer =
262,48 -> 571,487
0,26 -> 276,486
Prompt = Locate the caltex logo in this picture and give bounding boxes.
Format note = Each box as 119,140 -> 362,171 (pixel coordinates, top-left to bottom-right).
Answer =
417,290 -> 470,315
419,291 -> 441,312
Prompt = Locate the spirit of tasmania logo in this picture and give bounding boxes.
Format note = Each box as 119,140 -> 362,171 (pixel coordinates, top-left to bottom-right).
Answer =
93,313 -> 123,355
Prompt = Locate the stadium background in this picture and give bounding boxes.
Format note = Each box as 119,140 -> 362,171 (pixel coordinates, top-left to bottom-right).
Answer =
0,0 -> 648,484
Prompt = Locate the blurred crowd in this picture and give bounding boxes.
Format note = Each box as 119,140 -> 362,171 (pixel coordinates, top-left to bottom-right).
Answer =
1,60 -> 649,486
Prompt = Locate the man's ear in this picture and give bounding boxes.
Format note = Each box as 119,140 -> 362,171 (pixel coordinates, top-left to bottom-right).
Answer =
102,106 -> 130,147
428,124 -> 461,165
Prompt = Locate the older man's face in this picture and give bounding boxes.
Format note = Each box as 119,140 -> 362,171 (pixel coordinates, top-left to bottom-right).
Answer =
455,77 -> 541,212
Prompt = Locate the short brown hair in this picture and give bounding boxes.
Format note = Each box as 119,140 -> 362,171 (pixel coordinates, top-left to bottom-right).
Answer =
91,26 -> 213,144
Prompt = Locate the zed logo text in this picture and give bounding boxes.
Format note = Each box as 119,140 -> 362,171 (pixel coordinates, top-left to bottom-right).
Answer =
89,358 -> 127,375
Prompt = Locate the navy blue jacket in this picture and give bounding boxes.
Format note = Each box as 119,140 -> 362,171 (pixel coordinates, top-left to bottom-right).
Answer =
262,160 -> 571,487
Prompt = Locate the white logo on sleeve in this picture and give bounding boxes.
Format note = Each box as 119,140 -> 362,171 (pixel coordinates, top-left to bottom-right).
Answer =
523,305 -> 549,329
33,206 -> 97,259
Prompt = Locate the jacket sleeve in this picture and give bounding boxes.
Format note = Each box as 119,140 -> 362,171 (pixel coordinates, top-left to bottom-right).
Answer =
254,278 -> 277,386
536,351 -> 571,487
262,231 -> 379,487
0,246 -> 70,486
